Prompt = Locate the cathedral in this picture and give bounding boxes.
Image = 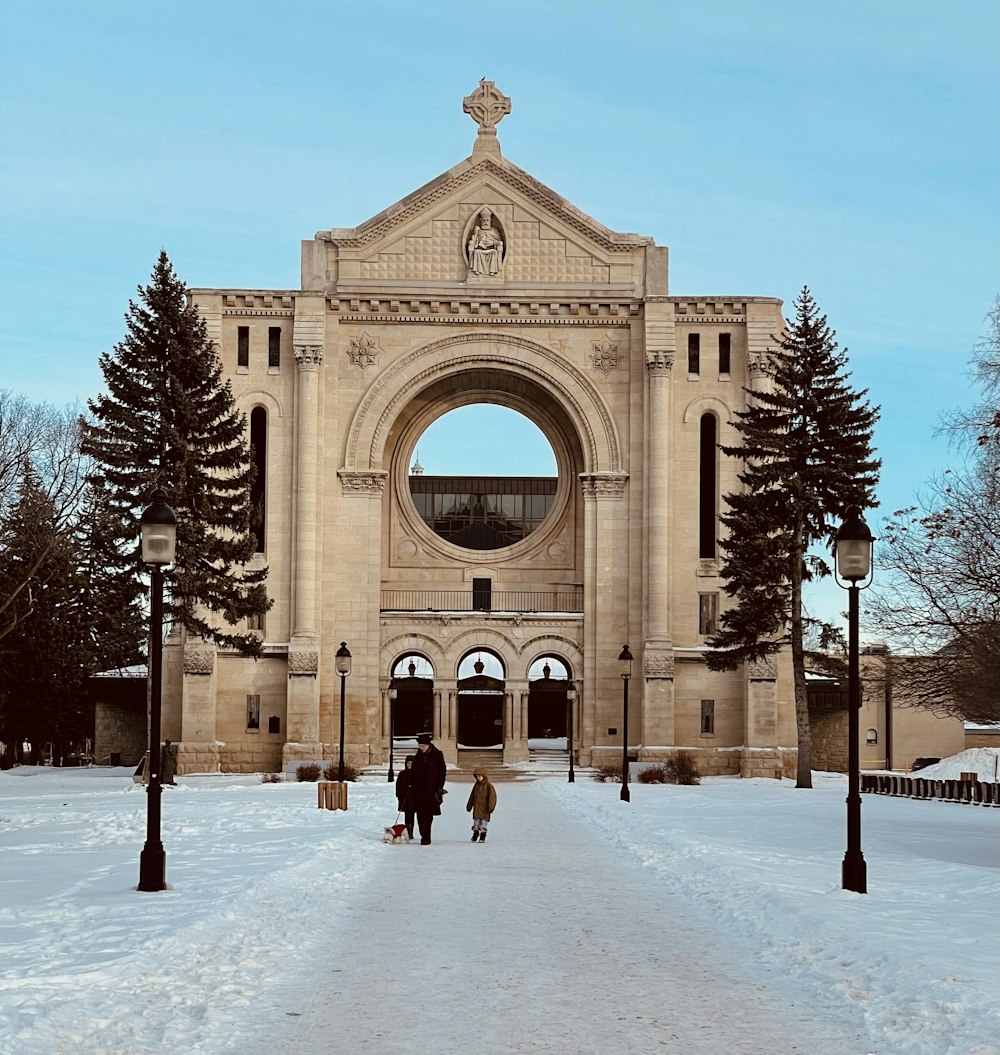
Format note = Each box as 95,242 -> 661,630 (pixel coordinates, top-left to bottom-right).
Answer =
159,81 -> 795,777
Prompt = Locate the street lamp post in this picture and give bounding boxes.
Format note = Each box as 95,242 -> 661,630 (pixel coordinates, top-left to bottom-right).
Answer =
387,684 -> 397,782
619,645 -> 633,803
137,488 -> 177,893
335,642 -> 352,784
835,505 -> 874,895
566,684 -> 577,783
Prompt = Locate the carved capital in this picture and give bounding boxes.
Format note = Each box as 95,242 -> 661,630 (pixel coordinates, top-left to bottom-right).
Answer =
645,351 -> 675,373
644,652 -> 675,679
288,650 -> 319,677
338,470 -> 388,495
294,345 -> 323,371
748,654 -> 777,680
748,353 -> 772,379
579,472 -> 628,498
184,642 -> 215,676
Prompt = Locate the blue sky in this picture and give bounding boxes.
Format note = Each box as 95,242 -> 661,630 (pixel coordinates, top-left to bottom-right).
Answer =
1,1 -> 997,624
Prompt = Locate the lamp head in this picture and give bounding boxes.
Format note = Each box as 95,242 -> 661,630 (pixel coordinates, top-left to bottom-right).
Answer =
139,488 -> 177,565
335,641 -> 352,677
618,644 -> 633,680
835,505 -> 875,585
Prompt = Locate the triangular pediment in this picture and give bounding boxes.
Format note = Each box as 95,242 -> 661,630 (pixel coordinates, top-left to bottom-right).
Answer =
313,154 -> 653,291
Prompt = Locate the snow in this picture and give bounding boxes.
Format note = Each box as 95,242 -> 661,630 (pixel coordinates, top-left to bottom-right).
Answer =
0,756 -> 997,1055
911,748 -> 1000,783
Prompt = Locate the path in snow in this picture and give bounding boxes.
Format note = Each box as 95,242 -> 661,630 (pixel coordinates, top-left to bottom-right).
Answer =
256,781 -> 869,1055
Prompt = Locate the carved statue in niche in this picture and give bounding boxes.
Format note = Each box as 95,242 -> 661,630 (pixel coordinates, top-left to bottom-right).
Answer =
467,207 -> 505,279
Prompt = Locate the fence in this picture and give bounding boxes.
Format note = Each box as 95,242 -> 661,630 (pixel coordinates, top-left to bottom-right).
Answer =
861,773 -> 1000,806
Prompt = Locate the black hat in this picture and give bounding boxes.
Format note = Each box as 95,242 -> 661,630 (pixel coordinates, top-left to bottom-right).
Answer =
416,733 -> 433,745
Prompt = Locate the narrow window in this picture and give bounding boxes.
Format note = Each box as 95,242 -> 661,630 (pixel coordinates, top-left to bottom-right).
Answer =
268,327 -> 281,370
237,326 -> 249,369
866,728 -> 878,745
246,694 -> 260,730
267,715 -> 281,734
701,699 -> 715,735
472,577 -> 492,612
247,611 -> 264,632
719,333 -> 731,375
699,593 -> 718,636
688,333 -> 700,375
250,407 -> 267,551
699,413 -> 718,558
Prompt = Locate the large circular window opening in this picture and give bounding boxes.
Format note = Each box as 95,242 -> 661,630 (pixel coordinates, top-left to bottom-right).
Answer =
408,405 -> 558,551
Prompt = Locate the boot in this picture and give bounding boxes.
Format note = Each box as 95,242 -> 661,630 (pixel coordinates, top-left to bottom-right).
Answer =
471,828 -> 478,842
478,831 -> 486,843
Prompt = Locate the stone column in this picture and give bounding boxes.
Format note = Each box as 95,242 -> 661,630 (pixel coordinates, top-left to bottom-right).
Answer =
643,349 -> 677,748
284,341 -> 323,765
177,633 -> 220,774
580,472 -> 629,764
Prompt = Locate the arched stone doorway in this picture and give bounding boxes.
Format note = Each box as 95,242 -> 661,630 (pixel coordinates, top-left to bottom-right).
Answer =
527,655 -> 573,741
456,650 -> 505,748
389,653 -> 434,738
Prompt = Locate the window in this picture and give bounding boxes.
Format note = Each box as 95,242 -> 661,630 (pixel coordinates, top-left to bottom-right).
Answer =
866,728 -> 878,745
472,577 -> 492,612
719,333 -> 731,375
701,699 -> 715,735
246,694 -> 260,730
247,611 -> 264,632
267,715 -> 281,734
698,593 -> 718,636
699,414 -> 718,558
237,326 -> 249,369
268,327 -> 281,370
250,407 -> 267,551
687,333 -> 700,375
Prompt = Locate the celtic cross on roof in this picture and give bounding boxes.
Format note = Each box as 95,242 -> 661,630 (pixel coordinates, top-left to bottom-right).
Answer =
463,79 -> 511,134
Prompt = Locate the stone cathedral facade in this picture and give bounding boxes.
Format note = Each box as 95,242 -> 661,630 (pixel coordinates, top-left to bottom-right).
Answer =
160,81 -> 795,777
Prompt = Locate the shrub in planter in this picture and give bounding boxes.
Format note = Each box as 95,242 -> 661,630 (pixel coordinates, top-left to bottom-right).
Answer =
322,760 -> 359,782
592,762 -> 622,783
665,752 -> 701,785
295,762 -> 321,782
638,764 -> 667,784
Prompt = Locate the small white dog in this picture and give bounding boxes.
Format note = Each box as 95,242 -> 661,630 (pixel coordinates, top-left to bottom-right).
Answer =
383,823 -> 411,844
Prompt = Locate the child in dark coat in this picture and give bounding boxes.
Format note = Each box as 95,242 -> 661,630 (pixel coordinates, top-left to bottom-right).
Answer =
395,755 -> 415,840
466,768 -> 497,842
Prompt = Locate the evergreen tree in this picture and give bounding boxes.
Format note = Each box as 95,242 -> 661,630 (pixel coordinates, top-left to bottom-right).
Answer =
0,471 -> 91,762
83,252 -> 269,654
707,287 -> 880,788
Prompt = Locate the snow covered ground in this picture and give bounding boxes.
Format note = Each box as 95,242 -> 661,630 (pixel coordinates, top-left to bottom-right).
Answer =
0,754 -> 997,1055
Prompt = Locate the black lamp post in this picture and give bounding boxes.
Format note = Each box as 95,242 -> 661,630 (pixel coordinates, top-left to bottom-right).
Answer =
387,684 -> 397,782
566,684 -> 577,783
137,488 -> 177,893
835,505 -> 874,895
619,644 -> 633,803
335,642 -> 351,784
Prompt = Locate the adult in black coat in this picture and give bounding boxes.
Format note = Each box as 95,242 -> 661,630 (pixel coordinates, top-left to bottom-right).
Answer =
395,755 -> 416,839
409,733 -> 446,844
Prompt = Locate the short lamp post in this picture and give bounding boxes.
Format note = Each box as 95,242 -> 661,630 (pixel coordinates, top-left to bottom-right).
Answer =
335,642 -> 351,784
137,488 -> 177,893
387,684 -> 397,782
619,644 -> 633,803
566,684 -> 577,783
835,505 -> 874,895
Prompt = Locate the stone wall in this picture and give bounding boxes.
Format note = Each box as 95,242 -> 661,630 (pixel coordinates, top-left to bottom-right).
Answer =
811,710 -> 848,773
93,701 -> 145,766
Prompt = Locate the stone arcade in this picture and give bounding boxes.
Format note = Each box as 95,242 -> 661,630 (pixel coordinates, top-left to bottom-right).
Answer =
160,81 -> 795,777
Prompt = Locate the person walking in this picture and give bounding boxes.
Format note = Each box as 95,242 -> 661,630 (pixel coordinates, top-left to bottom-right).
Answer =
395,754 -> 416,840
409,733 -> 446,844
466,767 -> 497,842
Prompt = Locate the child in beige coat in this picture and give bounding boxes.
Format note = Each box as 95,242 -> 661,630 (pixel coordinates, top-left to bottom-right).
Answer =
466,768 -> 497,842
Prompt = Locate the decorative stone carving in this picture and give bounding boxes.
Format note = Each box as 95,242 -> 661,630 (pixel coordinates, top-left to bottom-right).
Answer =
748,654 -> 777,680
337,470 -> 388,495
696,558 -> 721,577
645,351 -> 675,372
294,345 -> 323,371
463,78 -> 511,134
348,332 -> 381,369
644,652 -> 675,678
184,642 -> 215,675
466,207 -> 505,280
590,334 -> 623,374
579,472 -> 628,498
748,353 -> 772,379
287,650 -> 319,676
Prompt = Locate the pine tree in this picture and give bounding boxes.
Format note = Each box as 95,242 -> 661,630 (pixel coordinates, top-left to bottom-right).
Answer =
0,471 -> 91,762
83,252 -> 269,654
707,287 -> 880,788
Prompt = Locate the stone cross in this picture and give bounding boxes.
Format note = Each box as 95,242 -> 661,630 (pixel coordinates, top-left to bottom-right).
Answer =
463,79 -> 511,135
